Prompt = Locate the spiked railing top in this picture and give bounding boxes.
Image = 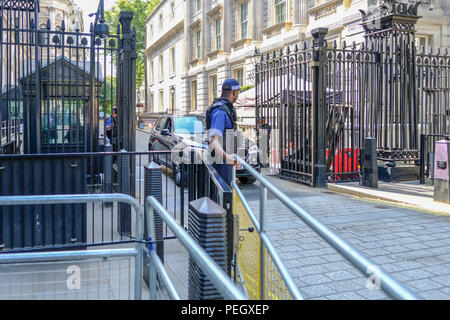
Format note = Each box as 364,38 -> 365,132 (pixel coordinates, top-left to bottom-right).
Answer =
360,0 -> 422,22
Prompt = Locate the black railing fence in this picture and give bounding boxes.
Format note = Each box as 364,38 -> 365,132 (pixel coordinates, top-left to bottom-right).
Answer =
0,150 -> 188,252
255,1 -> 449,186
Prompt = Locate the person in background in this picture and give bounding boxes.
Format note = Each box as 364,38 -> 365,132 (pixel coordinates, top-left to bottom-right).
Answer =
106,106 -> 118,150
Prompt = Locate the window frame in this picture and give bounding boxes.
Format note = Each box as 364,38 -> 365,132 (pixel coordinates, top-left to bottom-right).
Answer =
274,0 -> 287,25
240,1 -> 249,40
234,67 -> 245,88
215,18 -> 222,51
209,75 -> 218,104
159,90 -> 164,112
149,60 -> 154,84
169,47 -> 176,75
159,54 -> 164,81
195,30 -> 202,59
191,80 -> 198,112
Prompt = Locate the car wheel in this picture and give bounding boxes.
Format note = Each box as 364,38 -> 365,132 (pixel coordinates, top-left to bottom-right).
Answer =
238,177 -> 256,184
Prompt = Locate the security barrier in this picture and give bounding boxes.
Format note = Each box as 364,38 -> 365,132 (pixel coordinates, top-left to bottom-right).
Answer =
232,183 -> 302,300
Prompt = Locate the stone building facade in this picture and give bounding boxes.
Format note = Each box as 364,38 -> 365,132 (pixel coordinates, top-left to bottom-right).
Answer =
145,0 -> 450,115
38,0 -> 84,32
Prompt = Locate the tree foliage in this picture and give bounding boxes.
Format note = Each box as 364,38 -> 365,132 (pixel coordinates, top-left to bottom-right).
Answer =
105,0 -> 161,89
99,76 -> 117,115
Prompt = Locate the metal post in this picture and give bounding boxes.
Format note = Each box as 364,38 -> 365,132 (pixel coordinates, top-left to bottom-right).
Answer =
104,144 -> 113,207
419,134 -> 426,184
118,149 -> 131,234
311,28 -> 328,188
119,12 -> 137,196
259,184 -> 267,300
361,137 -> 378,188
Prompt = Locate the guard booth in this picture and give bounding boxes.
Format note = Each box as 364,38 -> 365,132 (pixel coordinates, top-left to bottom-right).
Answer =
1,86 -> 23,154
18,56 -> 103,154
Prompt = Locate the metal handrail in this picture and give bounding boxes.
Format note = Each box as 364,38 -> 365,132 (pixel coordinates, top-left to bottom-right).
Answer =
234,155 -> 421,300
0,194 -> 145,300
146,195 -> 247,300
0,193 -> 181,300
232,181 -> 304,300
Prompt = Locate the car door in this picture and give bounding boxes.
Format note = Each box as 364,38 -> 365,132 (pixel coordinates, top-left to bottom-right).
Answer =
150,117 -> 167,153
159,116 -> 176,167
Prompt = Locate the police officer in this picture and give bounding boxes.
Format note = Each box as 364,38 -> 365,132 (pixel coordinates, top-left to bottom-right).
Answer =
106,106 -> 118,150
206,78 -> 240,186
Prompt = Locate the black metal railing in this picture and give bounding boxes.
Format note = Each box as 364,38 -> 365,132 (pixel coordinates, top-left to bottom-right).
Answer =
0,150 -> 187,252
0,0 -> 136,156
255,12 -> 449,186
186,148 -> 234,276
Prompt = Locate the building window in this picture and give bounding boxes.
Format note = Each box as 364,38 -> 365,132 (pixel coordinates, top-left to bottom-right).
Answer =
209,75 -> 218,104
415,35 -> 431,52
159,14 -> 163,30
215,19 -> 222,50
275,0 -> 286,24
159,90 -> 164,112
159,54 -> 164,80
171,2 -> 175,20
149,60 -> 154,84
170,47 -> 176,75
191,80 -> 198,112
234,68 -> 244,87
149,93 -> 154,112
240,1 -> 249,39
195,30 -> 202,59
149,24 -> 153,39
196,0 -> 201,12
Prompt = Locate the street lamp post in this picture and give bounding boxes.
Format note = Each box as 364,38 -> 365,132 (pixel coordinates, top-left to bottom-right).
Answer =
170,86 -> 175,114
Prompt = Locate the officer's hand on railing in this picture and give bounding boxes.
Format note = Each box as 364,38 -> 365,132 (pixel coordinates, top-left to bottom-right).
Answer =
226,154 -> 238,168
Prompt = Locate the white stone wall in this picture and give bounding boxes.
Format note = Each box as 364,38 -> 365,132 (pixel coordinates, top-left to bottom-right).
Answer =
145,0 -> 185,114
145,0 -> 450,117
39,0 -> 83,31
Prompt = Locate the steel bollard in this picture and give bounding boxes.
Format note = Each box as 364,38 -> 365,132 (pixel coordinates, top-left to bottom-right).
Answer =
144,161 -> 164,286
433,140 -> 450,204
361,137 -> 378,188
188,197 -> 227,300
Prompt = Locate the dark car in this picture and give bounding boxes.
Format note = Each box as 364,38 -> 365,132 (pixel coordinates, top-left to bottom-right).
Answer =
148,114 -> 261,186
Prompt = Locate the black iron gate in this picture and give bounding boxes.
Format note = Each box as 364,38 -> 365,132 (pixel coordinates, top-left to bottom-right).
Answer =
1,0 -> 136,156
256,0 -> 450,186
0,0 -> 138,248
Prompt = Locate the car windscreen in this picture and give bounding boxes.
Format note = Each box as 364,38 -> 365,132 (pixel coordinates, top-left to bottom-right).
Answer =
174,117 -> 205,134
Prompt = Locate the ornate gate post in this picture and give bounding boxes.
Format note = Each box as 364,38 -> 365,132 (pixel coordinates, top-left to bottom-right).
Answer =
117,12 -> 136,234
360,0 -> 421,162
311,28 -> 328,187
118,12 -> 137,155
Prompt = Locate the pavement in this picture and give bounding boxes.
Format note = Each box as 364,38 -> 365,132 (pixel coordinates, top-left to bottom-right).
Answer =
327,181 -> 449,216
160,173 -> 450,300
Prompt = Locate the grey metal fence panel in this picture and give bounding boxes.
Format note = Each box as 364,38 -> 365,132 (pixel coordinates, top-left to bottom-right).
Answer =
0,155 -> 87,250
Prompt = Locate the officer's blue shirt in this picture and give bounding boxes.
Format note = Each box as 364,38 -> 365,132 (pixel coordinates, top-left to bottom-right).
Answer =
208,99 -> 235,187
208,108 -> 234,139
